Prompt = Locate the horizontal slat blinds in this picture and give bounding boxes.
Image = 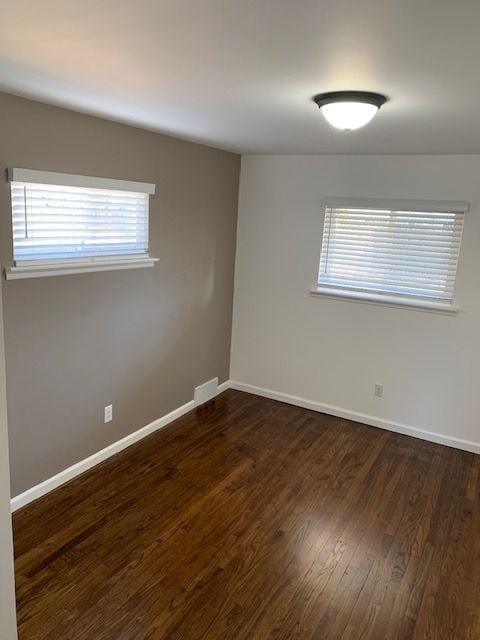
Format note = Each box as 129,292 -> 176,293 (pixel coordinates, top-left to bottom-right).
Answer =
318,205 -> 466,300
11,182 -> 150,263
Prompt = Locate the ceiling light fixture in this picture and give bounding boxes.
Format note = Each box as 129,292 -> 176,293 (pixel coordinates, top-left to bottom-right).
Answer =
313,91 -> 387,131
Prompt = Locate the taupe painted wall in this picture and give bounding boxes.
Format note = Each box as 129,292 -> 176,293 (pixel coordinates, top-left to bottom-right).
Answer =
0,92 -> 240,497
0,268 -> 17,637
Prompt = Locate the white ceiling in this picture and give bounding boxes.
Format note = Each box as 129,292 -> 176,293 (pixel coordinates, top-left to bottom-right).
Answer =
0,0 -> 479,154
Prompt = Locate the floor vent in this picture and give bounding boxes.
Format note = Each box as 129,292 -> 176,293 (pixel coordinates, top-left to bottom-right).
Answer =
194,377 -> 219,406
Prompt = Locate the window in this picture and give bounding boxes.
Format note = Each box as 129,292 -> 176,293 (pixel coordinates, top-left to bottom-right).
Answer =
6,168 -> 157,280
312,198 -> 468,312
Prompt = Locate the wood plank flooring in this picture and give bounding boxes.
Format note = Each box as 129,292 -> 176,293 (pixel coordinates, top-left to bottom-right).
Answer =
13,390 -> 480,639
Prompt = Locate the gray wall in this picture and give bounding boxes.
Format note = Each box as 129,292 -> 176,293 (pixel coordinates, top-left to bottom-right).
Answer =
0,269 -> 17,637
0,92 -> 240,496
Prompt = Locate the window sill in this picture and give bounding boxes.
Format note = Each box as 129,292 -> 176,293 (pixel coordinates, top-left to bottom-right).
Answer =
5,257 -> 159,280
309,286 -> 459,315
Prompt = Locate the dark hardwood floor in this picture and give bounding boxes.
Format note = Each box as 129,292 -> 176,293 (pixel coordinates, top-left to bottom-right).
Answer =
13,390 -> 480,639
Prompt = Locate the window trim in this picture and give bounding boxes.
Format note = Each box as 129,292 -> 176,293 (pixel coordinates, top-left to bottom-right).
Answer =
8,168 -> 156,194
312,197 -> 469,314
5,256 -> 159,280
321,196 -> 469,214
6,168 -> 157,280
309,286 -> 459,315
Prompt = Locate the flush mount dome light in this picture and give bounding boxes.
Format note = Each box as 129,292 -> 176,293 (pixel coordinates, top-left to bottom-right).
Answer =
313,91 -> 387,130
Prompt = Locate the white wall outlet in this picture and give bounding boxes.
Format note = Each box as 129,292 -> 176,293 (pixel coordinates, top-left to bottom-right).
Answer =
374,383 -> 384,398
104,404 -> 113,423
194,377 -> 219,406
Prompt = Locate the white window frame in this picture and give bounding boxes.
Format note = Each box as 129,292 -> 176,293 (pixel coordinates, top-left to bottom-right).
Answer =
5,168 -> 158,280
310,197 -> 469,315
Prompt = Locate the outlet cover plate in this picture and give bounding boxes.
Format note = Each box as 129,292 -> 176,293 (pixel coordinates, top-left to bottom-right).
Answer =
104,404 -> 113,423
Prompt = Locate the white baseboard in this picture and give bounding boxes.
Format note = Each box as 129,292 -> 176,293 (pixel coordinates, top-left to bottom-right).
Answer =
11,379 -> 231,512
230,381 -> 480,455
217,380 -> 231,394
13,377 -> 477,512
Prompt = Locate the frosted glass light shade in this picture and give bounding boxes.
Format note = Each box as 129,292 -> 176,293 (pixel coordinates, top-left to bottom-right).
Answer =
320,102 -> 379,130
313,92 -> 387,131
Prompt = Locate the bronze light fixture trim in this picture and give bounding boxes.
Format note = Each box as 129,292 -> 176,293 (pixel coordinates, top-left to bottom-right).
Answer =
313,91 -> 388,130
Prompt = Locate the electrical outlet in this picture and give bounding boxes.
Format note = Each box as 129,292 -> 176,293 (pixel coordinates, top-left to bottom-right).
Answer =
374,383 -> 384,398
104,404 -> 113,423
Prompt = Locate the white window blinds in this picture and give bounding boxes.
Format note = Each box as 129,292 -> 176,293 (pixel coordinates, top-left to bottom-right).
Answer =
9,169 -> 155,264
318,200 -> 467,301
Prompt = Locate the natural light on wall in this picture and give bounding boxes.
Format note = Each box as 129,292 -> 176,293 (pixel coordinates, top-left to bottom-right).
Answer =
6,168 -> 157,280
